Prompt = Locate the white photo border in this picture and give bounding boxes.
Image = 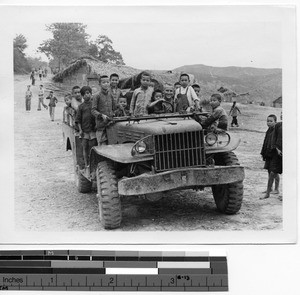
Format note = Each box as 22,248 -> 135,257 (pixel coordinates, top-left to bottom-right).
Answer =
0,4 -> 297,244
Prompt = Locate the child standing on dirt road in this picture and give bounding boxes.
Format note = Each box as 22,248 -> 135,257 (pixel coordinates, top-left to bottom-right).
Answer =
92,75 -> 115,146
30,71 -> 35,86
75,86 -> 97,173
260,114 -> 280,200
129,71 -> 153,116
46,91 -> 58,121
174,73 -> 200,112
271,112 -> 282,201
37,85 -> 48,111
229,101 -> 241,127
25,85 -> 32,112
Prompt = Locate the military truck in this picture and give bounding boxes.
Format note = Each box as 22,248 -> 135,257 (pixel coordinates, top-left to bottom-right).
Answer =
62,110 -> 244,229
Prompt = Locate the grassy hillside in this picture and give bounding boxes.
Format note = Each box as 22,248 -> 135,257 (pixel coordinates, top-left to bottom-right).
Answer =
174,64 -> 282,106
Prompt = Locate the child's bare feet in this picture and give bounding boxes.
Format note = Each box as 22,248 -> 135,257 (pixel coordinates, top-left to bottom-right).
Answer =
270,189 -> 279,195
262,189 -> 272,194
260,193 -> 270,200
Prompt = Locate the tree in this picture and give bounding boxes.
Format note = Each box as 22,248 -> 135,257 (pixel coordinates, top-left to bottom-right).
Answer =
13,34 -> 31,74
14,34 -> 28,52
38,23 -> 90,70
89,35 -> 125,65
27,56 -> 48,71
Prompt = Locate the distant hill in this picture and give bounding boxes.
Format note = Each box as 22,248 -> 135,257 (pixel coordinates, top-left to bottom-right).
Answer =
173,64 -> 282,106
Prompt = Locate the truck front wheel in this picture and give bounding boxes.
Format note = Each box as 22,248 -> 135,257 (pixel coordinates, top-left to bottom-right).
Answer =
211,152 -> 243,214
96,161 -> 122,229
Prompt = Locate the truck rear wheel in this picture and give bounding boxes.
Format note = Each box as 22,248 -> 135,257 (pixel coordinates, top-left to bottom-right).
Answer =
75,166 -> 92,193
96,161 -> 122,229
211,152 -> 243,214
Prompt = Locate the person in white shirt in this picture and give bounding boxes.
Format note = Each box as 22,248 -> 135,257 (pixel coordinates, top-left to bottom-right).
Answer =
174,73 -> 200,112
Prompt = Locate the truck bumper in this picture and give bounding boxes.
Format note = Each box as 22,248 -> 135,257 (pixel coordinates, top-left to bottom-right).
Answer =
118,165 -> 245,196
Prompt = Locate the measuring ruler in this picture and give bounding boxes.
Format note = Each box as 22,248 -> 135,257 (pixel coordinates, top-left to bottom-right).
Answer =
0,250 -> 228,291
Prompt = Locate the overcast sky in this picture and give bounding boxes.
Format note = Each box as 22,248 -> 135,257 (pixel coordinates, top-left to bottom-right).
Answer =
12,6 -> 282,70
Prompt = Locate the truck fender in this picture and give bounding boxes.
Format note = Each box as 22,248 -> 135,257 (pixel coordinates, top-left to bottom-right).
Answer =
90,143 -> 153,172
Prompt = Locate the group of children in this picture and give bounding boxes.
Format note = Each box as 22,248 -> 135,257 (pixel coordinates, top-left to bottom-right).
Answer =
61,71 -> 234,171
25,84 -> 58,122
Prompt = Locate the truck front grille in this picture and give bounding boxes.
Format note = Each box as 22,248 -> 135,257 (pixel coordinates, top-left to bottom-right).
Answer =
154,131 -> 206,172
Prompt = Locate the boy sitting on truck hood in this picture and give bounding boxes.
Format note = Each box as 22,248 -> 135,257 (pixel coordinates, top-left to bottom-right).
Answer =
193,93 -> 228,131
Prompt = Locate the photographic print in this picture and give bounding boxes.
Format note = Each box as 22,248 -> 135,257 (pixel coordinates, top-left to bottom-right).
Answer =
0,5 -> 297,244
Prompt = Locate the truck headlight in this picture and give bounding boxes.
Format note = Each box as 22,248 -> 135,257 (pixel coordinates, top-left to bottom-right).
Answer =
131,135 -> 154,156
205,132 -> 230,147
136,141 -> 147,153
216,132 -> 230,147
205,133 -> 218,146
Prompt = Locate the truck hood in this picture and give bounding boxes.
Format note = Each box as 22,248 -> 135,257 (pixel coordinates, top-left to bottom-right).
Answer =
113,117 -> 202,135
107,117 -> 203,144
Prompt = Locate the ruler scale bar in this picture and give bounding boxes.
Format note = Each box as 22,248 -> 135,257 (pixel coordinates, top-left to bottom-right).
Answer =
0,250 -> 228,292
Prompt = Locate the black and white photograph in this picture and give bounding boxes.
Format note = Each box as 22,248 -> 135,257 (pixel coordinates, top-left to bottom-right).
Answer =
0,4 -> 297,244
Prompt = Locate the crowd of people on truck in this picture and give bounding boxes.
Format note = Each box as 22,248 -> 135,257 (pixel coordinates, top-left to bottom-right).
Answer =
24,70 -> 283,200
60,71 -> 233,175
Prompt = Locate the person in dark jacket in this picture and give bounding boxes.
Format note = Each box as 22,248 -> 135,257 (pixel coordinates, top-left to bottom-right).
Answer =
91,75 -> 115,146
260,114 -> 279,200
270,112 -> 283,201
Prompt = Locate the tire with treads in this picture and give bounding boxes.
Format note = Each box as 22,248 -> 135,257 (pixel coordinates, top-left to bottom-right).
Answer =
211,152 -> 243,214
96,161 -> 122,229
75,168 -> 92,193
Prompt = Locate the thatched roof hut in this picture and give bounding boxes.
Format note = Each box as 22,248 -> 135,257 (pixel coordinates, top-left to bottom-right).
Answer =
52,56 -> 141,84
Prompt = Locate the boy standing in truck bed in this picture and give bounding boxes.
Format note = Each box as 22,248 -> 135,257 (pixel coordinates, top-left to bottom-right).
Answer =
129,71 -> 153,116
110,73 -> 122,105
174,73 -> 200,112
91,75 -> 115,146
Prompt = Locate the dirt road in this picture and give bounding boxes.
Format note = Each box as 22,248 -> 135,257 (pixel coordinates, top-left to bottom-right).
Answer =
14,75 -> 282,231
